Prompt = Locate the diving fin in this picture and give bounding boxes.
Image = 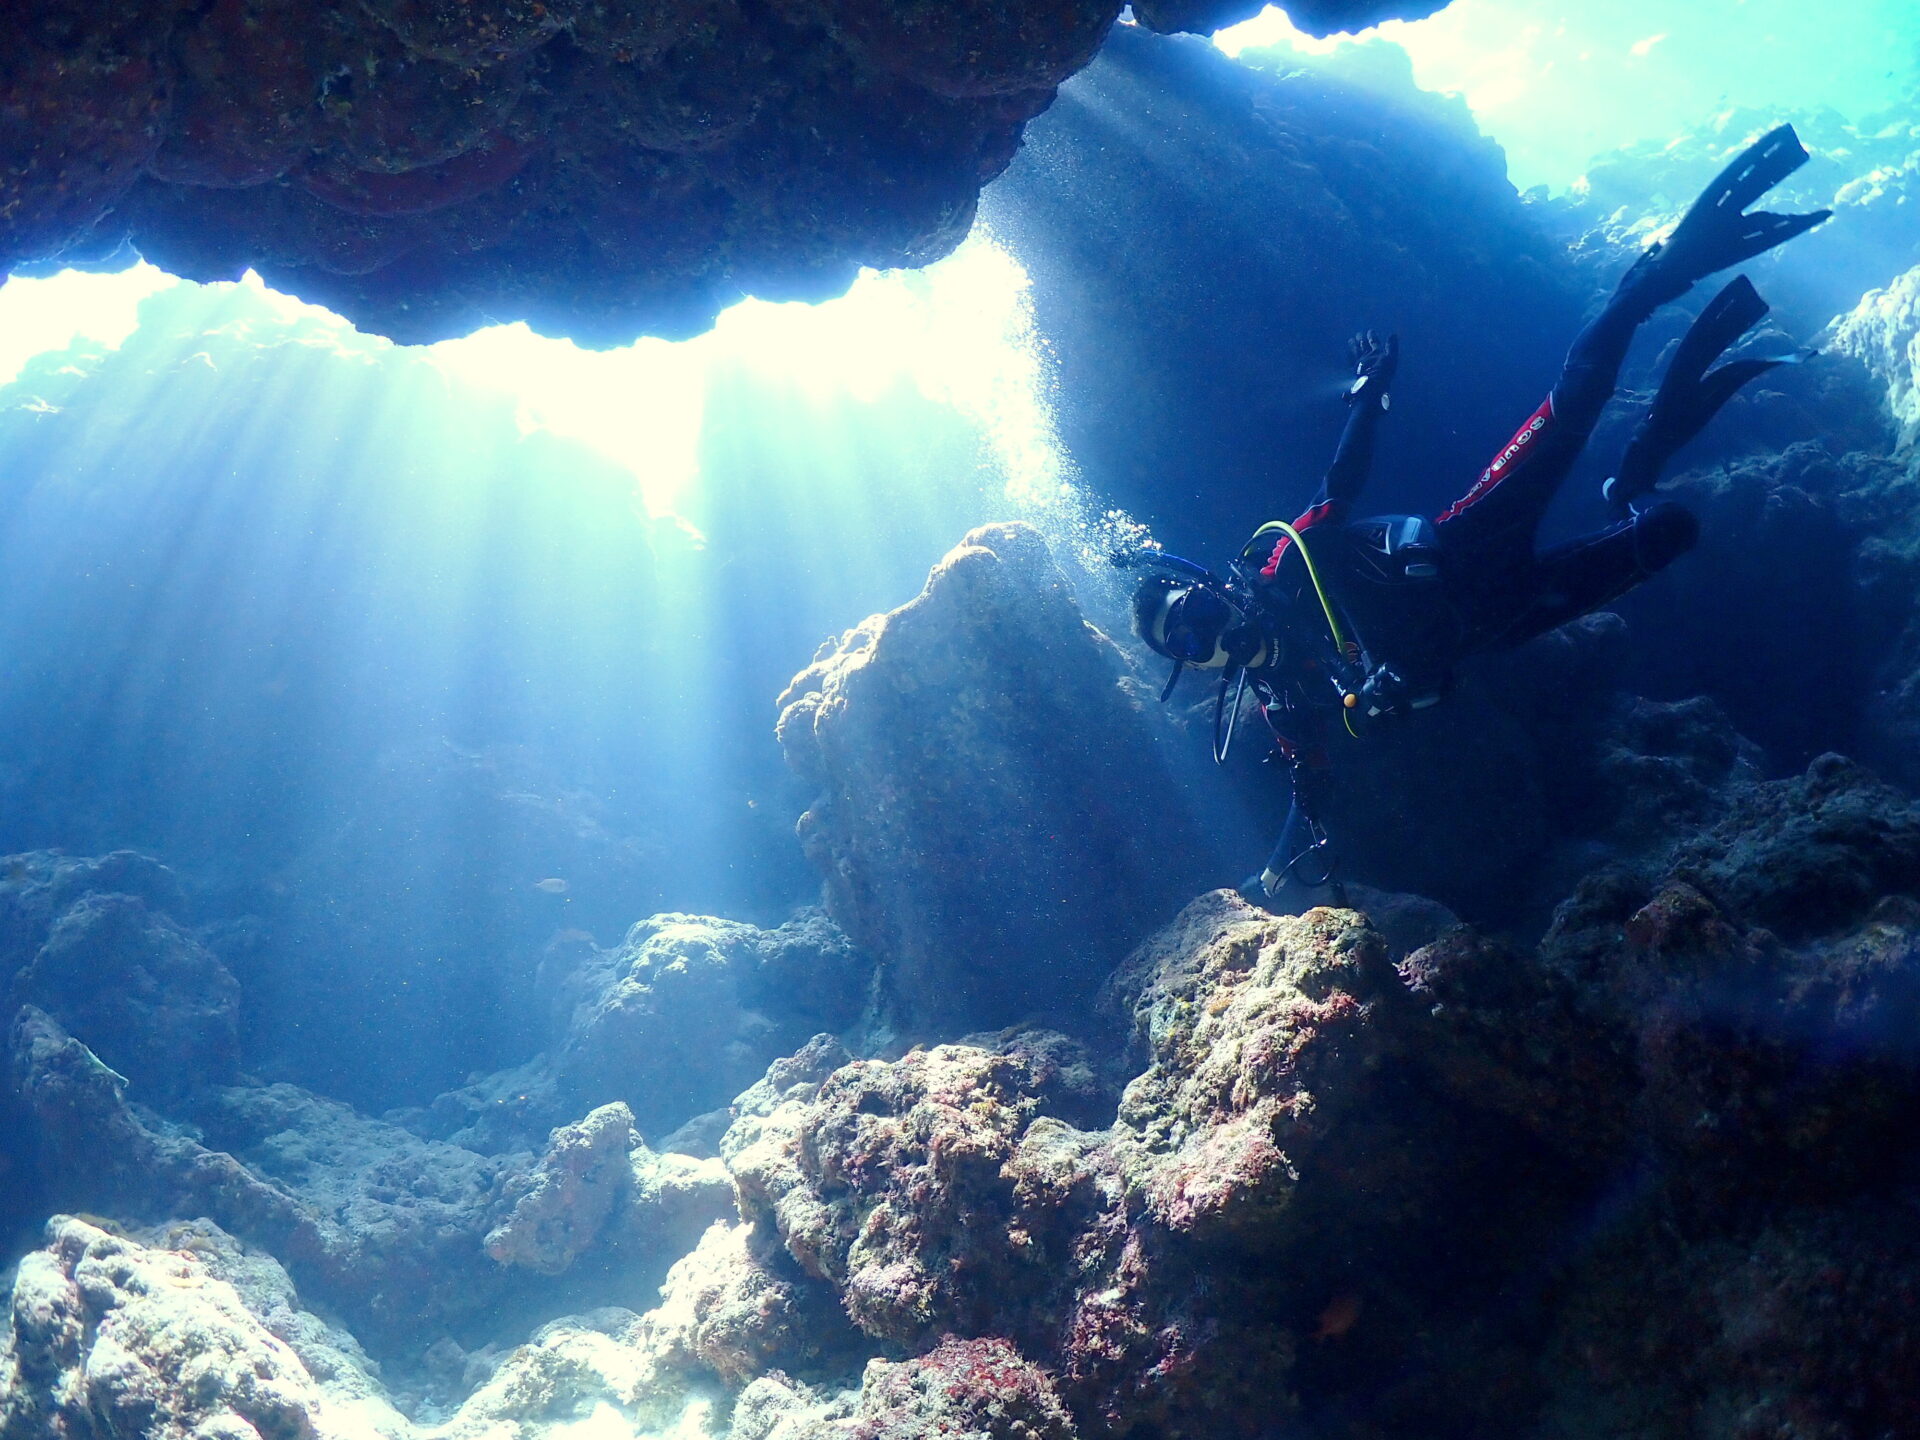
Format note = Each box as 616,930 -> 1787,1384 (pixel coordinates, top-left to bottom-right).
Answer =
1605,275 -> 1807,514
1619,124 -> 1831,307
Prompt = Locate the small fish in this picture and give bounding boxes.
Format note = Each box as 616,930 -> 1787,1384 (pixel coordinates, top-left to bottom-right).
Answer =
533,878 -> 570,895
1313,1292 -> 1363,1341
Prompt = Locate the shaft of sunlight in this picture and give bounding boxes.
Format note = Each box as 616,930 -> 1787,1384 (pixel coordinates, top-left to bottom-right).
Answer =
426,232 -> 1072,519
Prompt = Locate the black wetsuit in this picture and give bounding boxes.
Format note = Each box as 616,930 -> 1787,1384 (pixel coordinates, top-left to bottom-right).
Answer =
1245,285 -> 1700,890
1229,121 -> 1827,895
1256,282 -> 1698,697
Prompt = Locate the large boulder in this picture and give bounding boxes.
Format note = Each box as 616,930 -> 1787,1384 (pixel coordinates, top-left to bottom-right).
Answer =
549,911 -> 869,1139
9,891 -> 238,1103
0,1216 -> 406,1440
776,521 -> 1250,1033
417,907 -> 872,1153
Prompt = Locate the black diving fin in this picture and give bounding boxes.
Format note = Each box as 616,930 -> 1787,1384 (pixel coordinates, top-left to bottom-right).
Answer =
1605,274 -> 1810,514
1620,124 -> 1832,306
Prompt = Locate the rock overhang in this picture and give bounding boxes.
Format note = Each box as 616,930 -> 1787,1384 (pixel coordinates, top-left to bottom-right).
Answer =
1,0 -> 1453,345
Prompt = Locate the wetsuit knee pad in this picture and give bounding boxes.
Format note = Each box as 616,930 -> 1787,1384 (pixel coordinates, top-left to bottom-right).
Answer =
1634,501 -> 1700,572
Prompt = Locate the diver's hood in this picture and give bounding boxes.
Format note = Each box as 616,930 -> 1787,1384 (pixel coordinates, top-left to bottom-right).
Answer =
1143,582 -> 1269,670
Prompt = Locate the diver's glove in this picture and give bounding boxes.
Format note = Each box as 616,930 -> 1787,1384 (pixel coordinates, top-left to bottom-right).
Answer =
1346,330 -> 1399,409
1238,871 -> 1279,907
1350,664 -> 1444,724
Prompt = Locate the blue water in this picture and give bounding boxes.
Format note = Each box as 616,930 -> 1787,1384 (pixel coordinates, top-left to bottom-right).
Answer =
1,8 -> 1917,1437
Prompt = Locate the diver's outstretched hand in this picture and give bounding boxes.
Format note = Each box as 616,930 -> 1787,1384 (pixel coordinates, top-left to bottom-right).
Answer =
1621,124 -> 1831,307
1346,329 -> 1398,403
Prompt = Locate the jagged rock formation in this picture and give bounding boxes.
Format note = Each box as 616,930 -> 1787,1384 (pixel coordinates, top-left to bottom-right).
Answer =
2,852 -> 235,1103
484,1102 -> 732,1277
0,1216 -> 410,1440
418,907 -> 872,1151
5,734 -> 1919,1437
2,0 -> 1445,344
1836,262 -> 1920,445
776,521 -> 1253,1032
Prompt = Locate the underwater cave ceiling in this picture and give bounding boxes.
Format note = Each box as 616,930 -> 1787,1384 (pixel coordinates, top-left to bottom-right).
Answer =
1,0 -> 1448,345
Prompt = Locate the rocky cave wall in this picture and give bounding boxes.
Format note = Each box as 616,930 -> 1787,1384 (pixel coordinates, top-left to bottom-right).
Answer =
2,0 -> 1446,346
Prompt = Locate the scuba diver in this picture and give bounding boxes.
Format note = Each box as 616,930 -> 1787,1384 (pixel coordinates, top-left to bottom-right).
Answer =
1119,124 -> 1830,904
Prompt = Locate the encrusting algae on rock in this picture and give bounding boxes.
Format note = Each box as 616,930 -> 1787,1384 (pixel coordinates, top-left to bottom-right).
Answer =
7,517 -> 1920,1437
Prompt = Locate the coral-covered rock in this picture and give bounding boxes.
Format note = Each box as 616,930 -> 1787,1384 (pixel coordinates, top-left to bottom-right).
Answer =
1668,752 -> 1920,940
1835,262 -> 1920,447
706,820 -> 1920,1434
550,911 -> 869,1139
719,896 -> 1496,1432
727,1338 -> 1079,1439
485,1101 -> 735,1279
1532,754 -> 1920,1224
485,1102 -> 648,1275
855,1338 -> 1078,1439
0,1216 -> 372,1440
777,522 -> 1246,1032
1542,1200 -> 1920,1439
7,0 -> 1454,342
728,1042 -> 1107,1347
643,1221 -> 859,1388
1108,892 -> 1407,1240
9,891 -> 239,1101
